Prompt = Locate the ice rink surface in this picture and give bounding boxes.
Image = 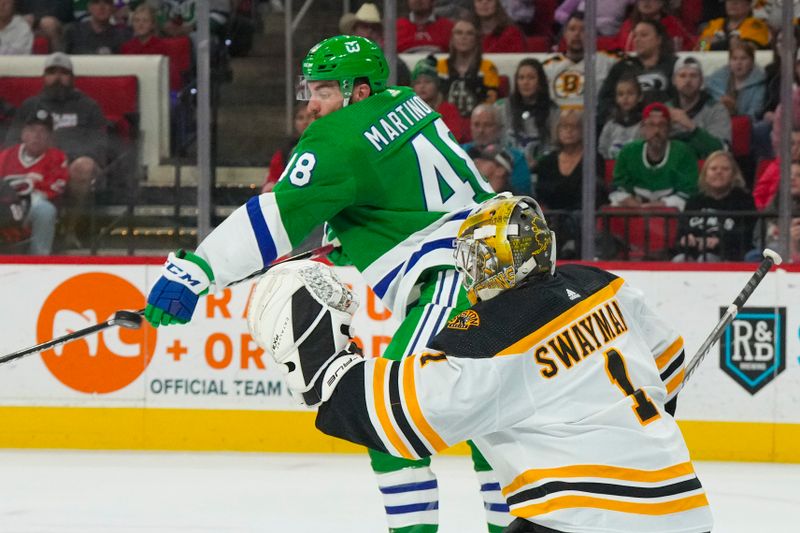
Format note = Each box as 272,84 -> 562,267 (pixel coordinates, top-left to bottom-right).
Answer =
0,450 -> 796,532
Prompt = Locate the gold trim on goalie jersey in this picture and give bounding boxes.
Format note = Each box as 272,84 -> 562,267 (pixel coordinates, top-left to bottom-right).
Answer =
655,337 -> 686,400
502,462 -> 709,519
367,356 -> 449,459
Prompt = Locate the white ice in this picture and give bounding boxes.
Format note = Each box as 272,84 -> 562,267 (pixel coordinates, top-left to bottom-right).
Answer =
0,450 -> 796,532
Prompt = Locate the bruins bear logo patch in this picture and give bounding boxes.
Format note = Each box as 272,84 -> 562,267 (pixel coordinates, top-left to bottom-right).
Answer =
447,309 -> 480,330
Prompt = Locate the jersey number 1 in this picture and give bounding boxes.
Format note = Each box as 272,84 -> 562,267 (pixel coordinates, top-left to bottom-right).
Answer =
603,348 -> 660,426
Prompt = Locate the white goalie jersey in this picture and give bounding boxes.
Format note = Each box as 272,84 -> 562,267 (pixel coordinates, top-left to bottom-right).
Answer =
317,264 -> 713,533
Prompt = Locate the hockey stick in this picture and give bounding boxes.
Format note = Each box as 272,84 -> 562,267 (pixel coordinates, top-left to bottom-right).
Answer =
683,248 -> 782,383
0,244 -> 334,366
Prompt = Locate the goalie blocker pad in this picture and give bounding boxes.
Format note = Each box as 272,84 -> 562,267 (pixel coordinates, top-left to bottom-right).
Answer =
248,261 -> 361,406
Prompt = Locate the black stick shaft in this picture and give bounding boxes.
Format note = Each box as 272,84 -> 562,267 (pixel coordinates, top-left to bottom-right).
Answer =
684,249 -> 781,382
0,320 -> 116,366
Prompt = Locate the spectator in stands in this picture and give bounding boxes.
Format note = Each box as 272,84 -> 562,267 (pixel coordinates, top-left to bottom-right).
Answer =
472,0 -> 526,52
554,0 -> 633,37
121,4 -> 167,55
615,0 -> 696,51
411,55 -> 464,140
437,16 -> 500,117
767,50 -> 800,158
0,0 -> 33,54
462,103 -> 531,194
0,110 -> 68,255
706,40 -> 766,119
342,3 -> 412,86
64,0 -> 131,54
697,0 -> 771,51
672,151 -> 755,262
610,102 -> 698,210
752,129 -> 800,210
666,55 -> 731,160
495,57 -> 559,169
397,0 -> 454,53
598,19 -> 676,126
749,161 -> 800,261
752,26 -> 800,159
261,102 -> 312,194
599,74 -> 644,159
535,110 -> 606,257
4,53 -> 107,247
500,0 -> 534,30
156,0 -> 230,40
542,12 -> 619,111
18,0 -> 72,52
468,142 -> 514,192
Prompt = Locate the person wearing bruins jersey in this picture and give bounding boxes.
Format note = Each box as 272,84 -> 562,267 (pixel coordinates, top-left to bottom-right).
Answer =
542,13 -> 618,111
248,193 -> 713,533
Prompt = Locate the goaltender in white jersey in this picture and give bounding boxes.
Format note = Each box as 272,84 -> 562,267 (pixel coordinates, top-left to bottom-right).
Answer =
248,194 -> 713,533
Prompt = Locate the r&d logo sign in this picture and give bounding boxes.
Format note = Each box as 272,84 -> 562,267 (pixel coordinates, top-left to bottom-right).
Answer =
719,307 -> 786,395
36,273 -> 156,394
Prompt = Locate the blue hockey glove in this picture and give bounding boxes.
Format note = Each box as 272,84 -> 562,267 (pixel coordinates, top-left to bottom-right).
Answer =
145,250 -> 214,327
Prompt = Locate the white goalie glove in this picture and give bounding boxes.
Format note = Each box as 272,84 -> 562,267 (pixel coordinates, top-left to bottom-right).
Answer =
247,260 -> 363,407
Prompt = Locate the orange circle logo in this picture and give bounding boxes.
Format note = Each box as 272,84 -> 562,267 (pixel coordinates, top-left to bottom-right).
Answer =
37,273 -> 157,394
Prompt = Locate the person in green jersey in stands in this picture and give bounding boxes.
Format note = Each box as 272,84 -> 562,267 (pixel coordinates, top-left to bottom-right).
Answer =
143,35 -> 510,532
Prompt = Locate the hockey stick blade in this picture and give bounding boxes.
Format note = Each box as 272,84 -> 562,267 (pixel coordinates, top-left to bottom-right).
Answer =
0,245 -> 335,366
684,248 -> 782,383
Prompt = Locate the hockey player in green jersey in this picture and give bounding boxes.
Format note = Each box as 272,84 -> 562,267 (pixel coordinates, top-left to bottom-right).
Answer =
144,35 -> 510,532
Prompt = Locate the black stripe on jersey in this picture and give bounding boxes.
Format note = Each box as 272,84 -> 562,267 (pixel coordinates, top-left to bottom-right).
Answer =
420,353 -> 447,366
316,362 -> 389,454
506,478 -> 703,506
388,361 -> 430,458
660,350 -> 685,382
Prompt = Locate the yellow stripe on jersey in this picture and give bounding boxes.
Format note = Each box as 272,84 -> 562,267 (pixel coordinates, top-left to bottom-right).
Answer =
655,337 -> 684,370
497,277 -> 626,357
503,461 -> 697,497
402,355 -> 449,453
372,358 -> 413,459
512,493 -> 710,519
666,369 -> 685,395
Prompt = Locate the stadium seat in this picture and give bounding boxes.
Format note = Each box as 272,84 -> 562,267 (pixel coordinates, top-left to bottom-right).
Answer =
604,159 -> 616,186
524,0 -> 556,45
498,75 -> 510,98
755,158 -> 775,180
0,76 -> 139,141
680,0 -> 704,32
526,36 -> 551,52
730,115 -> 752,157
597,206 -> 680,260
32,36 -> 50,55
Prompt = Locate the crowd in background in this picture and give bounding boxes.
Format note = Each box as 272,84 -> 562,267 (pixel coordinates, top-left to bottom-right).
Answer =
1,0 -> 799,262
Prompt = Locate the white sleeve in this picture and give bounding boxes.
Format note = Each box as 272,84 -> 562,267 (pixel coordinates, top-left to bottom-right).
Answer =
196,193 -> 293,290
357,352 -> 535,460
617,282 -> 686,403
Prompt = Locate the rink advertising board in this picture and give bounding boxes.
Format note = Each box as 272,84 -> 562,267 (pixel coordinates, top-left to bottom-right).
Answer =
0,259 -> 798,462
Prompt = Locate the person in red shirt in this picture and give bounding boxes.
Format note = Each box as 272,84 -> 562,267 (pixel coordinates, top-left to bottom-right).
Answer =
0,110 -> 68,254
473,0 -> 526,53
397,0 -> 454,53
121,4 -> 183,92
615,0 -> 696,52
411,55 -> 465,141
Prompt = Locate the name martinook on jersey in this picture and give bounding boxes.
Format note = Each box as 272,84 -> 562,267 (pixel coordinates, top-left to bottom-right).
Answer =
534,299 -> 628,379
362,94 -> 435,152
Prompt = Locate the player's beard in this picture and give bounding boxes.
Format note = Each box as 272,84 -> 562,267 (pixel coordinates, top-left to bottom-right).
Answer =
43,81 -> 72,102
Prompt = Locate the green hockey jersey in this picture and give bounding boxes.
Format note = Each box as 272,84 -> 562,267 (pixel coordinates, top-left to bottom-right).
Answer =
197,86 -> 495,318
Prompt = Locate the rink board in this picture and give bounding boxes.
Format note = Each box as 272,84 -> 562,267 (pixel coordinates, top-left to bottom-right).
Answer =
0,259 -> 798,462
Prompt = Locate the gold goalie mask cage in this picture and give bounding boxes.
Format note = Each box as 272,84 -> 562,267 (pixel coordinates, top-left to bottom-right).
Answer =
455,194 -> 556,304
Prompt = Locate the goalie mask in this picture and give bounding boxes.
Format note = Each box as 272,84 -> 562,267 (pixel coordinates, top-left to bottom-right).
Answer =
454,193 -> 555,305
